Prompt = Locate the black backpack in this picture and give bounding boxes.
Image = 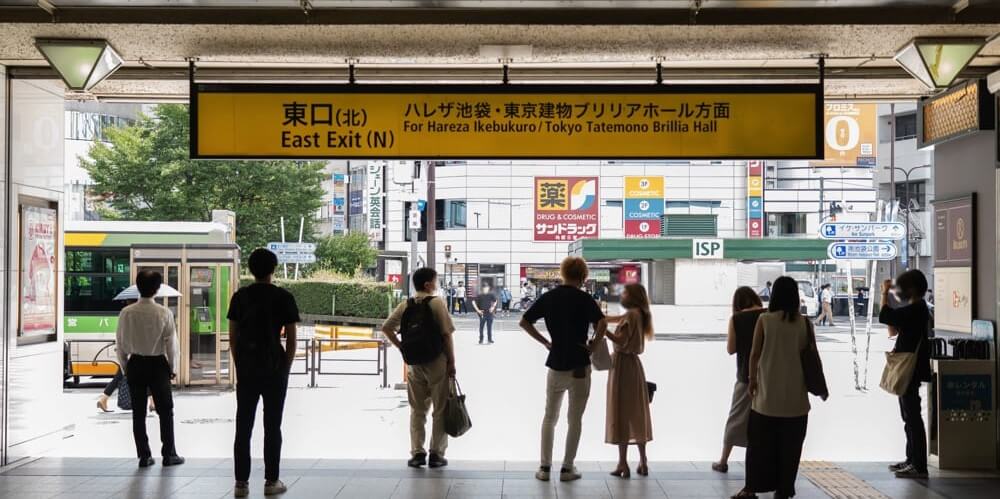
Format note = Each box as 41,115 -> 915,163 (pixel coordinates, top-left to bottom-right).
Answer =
235,286 -> 286,376
399,297 -> 444,365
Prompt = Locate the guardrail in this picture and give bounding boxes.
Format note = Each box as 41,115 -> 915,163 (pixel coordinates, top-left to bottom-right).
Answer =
289,337 -> 388,389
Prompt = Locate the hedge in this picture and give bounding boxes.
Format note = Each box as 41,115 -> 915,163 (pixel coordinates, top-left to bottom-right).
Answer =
238,277 -> 398,319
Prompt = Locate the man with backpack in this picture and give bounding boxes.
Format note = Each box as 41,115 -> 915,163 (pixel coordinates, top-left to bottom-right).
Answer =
227,248 -> 301,497
381,267 -> 457,468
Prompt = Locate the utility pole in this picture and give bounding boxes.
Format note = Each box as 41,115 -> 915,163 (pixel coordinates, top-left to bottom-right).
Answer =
889,103 -> 896,277
426,161 -> 436,272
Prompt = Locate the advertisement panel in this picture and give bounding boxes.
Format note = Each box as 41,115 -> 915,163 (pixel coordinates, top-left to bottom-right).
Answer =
623,176 -> 664,239
534,177 -> 599,242
193,83 -> 822,159
812,103 -> 877,167
366,162 -> 385,242
332,172 -> 347,214
934,267 -> 973,334
746,160 -> 765,238
20,205 -> 58,336
934,195 -> 974,267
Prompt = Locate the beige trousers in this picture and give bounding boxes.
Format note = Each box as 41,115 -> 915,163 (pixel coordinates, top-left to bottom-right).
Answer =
540,367 -> 591,468
407,354 -> 449,457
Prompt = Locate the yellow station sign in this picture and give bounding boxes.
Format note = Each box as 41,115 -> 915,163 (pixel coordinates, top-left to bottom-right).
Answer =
192,84 -> 822,159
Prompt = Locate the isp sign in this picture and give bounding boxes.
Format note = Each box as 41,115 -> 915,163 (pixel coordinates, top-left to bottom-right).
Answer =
693,238 -> 724,259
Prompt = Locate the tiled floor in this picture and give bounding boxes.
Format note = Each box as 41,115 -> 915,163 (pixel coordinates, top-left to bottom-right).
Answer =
2,458 -> 998,498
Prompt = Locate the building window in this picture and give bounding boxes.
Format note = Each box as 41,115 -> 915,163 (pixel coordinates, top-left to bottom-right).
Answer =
895,113 -> 917,141
895,180 -> 927,211
65,111 -> 133,142
661,214 -> 717,237
772,213 -> 809,236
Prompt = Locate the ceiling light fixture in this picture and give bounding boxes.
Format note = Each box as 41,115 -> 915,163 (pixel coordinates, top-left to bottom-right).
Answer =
34,38 -> 124,91
893,36 -> 986,90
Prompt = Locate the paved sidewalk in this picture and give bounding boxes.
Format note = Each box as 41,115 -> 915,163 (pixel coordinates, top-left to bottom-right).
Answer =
3,457 -> 999,499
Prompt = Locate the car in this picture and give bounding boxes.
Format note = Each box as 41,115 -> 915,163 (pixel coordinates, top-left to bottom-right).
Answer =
797,280 -> 818,318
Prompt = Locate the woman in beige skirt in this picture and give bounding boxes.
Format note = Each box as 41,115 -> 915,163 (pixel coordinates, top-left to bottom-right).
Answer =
603,283 -> 654,479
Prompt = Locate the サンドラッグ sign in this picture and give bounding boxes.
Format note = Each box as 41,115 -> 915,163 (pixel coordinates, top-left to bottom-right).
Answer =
192,84 -> 821,159
534,177 -> 599,242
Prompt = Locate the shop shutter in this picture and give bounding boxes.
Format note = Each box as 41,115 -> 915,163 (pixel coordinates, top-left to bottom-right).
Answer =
651,259 -> 675,305
661,214 -> 718,237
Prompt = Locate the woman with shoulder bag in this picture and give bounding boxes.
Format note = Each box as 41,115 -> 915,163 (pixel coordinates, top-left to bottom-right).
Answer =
878,270 -> 932,479
713,287 -> 766,474
738,277 -> 814,499
603,284 -> 654,479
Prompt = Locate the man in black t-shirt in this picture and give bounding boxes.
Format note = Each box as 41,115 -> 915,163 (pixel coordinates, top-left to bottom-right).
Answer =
227,249 -> 301,497
473,284 -> 498,344
520,257 -> 606,483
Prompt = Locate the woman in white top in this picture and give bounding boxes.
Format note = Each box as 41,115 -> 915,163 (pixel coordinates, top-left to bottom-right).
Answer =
736,276 -> 811,499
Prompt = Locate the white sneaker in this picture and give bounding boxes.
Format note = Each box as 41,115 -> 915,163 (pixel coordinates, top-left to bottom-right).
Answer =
535,466 -> 551,481
560,466 -> 582,482
233,481 -> 249,497
264,479 -> 287,495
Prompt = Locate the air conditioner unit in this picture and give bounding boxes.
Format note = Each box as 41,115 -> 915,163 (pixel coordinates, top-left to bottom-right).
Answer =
988,69 -> 1000,94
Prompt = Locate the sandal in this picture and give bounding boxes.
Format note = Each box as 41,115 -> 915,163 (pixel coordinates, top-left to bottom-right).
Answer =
609,466 -> 631,479
731,489 -> 757,499
636,463 -> 649,476
712,462 -> 729,473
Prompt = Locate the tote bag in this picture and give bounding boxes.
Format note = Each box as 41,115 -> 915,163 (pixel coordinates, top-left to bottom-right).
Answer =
880,342 -> 921,396
444,378 -> 472,437
591,336 -> 612,371
801,322 -> 829,400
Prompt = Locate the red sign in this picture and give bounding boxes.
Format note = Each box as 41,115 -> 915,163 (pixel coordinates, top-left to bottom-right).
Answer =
624,220 -> 661,238
748,219 -> 763,237
620,264 -> 641,284
387,274 -> 402,284
534,177 -> 600,241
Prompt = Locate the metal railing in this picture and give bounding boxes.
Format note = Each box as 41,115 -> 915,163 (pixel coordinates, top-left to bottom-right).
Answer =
288,337 -> 388,389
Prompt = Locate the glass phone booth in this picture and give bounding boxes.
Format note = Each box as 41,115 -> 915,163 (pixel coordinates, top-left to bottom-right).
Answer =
131,244 -> 239,386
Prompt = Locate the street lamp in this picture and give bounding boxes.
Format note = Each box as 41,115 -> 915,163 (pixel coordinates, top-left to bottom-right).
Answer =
886,164 -> 932,271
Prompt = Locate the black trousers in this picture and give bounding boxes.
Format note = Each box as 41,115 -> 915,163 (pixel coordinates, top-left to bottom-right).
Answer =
126,355 -> 177,459
899,379 -> 928,472
478,313 -> 494,342
746,410 -> 808,497
234,371 -> 289,482
103,368 -> 123,397
456,298 -> 467,313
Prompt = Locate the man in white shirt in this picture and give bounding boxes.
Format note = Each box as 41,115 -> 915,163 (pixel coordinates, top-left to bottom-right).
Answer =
115,270 -> 184,468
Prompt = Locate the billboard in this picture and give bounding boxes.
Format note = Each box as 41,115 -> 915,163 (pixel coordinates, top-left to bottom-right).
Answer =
812,103 -> 877,167
534,177 -> 599,241
623,176 -> 664,239
747,160 -> 765,238
20,205 -> 58,336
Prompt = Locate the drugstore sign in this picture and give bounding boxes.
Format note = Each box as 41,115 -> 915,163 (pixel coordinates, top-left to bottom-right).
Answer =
192,83 -> 822,159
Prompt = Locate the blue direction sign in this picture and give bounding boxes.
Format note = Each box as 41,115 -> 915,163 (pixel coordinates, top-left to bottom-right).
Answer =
267,242 -> 317,253
275,252 -> 317,264
819,222 -> 905,240
827,242 -> 898,260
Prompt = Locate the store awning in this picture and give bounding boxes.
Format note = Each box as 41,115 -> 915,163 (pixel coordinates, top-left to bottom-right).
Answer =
569,238 -> 831,262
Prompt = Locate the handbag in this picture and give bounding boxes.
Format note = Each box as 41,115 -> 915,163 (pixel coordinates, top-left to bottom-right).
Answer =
880,336 -> 923,396
801,321 -> 829,400
590,336 -> 612,371
646,381 -> 657,403
444,378 -> 472,437
117,374 -> 133,411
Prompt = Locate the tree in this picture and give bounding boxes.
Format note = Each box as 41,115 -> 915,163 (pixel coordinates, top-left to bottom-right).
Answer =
82,104 -> 326,253
314,233 -> 378,275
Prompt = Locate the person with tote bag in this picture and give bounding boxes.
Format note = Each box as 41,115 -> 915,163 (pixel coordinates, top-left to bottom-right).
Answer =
878,270 -> 932,479
737,277 -> 818,499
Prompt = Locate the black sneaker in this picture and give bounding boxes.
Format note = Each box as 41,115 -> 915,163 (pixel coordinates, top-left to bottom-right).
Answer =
162,455 -> 185,467
138,457 -> 156,468
407,453 -> 427,468
894,464 -> 928,479
428,454 -> 448,468
888,461 -> 910,472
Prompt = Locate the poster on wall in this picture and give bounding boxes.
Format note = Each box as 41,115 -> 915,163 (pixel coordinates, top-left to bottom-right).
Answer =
20,205 -> 58,337
811,103 -> 877,167
934,267 -> 973,334
534,177 -> 599,241
623,176 -> 664,238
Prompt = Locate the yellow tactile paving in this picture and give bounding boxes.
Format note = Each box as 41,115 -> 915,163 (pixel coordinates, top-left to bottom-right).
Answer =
801,461 -> 890,499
